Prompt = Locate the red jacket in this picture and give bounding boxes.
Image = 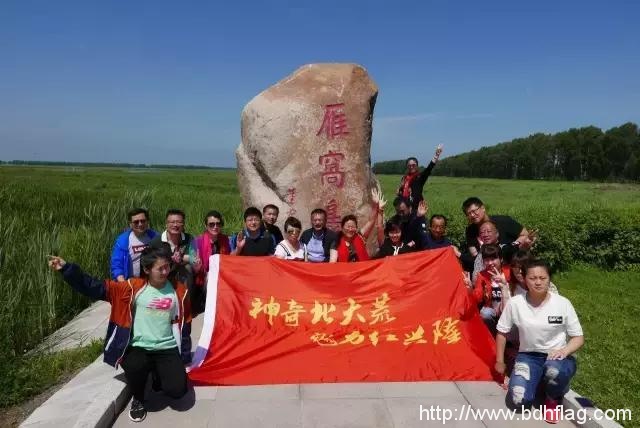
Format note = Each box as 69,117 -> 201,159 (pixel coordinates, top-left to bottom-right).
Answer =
61,263 -> 192,368
472,265 -> 512,311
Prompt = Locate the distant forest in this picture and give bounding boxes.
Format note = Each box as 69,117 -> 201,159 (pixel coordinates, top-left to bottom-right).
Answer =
0,160 -> 231,170
373,122 -> 640,182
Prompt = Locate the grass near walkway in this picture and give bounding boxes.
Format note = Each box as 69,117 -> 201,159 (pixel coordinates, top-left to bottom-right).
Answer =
555,266 -> 639,427
0,341 -> 103,409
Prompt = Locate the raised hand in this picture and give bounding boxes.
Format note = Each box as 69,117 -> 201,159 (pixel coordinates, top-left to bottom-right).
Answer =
371,187 -> 379,205
417,200 -> 428,217
236,232 -> 246,251
433,144 -> 444,162
378,193 -> 387,210
48,255 -> 66,271
371,185 -> 386,210
490,266 -> 507,285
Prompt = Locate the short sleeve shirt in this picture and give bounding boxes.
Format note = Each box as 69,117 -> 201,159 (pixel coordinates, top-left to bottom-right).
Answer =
128,232 -> 152,277
131,282 -> 178,350
497,293 -> 583,353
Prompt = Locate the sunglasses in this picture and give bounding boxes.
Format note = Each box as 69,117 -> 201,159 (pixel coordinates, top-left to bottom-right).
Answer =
286,229 -> 301,235
131,219 -> 147,225
207,222 -> 222,228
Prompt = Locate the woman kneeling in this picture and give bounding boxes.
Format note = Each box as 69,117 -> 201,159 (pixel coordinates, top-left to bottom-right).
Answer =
495,259 -> 584,424
48,243 -> 191,423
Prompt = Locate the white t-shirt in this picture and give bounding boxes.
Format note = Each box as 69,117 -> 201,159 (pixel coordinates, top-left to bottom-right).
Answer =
489,280 -> 503,312
128,232 -> 152,277
274,240 -> 306,260
513,284 -> 527,297
497,293 -> 583,353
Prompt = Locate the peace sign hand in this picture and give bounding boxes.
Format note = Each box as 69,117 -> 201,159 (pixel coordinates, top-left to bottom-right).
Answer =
490,266 -> 507,286
462,271 -> 472,289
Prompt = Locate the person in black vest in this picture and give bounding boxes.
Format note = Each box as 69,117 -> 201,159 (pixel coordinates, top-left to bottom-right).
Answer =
229,207 -> 277,256
396,144 -> 443,212
300,208 -> 338,262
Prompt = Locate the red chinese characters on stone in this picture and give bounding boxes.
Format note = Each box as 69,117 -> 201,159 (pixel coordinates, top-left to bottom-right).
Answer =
316,103 -> 349,140
285,188 -> 297,217
326,199 -> 341,231
319,151 -> 346,188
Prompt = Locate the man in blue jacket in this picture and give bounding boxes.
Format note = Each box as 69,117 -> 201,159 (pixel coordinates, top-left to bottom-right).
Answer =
111,208 -> 158,281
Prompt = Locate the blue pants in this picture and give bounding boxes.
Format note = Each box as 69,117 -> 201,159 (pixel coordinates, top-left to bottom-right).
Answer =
506,352 -> 576,410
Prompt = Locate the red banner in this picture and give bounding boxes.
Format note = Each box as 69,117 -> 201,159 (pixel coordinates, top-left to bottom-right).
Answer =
188,248 -> 497,385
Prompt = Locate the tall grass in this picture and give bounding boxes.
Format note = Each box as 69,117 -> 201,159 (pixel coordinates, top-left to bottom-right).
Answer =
0,185 -> 155,361
0,167 -> 245,369
0,166 -> 638,373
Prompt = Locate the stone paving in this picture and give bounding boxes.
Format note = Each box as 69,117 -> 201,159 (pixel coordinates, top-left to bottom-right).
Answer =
22,296 -> 614,428
112,313 -> 576,428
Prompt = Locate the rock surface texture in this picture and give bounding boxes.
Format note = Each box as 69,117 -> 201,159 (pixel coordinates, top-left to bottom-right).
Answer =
237,63 -> 381,249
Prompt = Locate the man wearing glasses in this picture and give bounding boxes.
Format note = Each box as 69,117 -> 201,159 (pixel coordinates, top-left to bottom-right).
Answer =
230,207 -> 277,256
150,209 -> 193,260
461,197 -> 534,268
110,208 -> 158,281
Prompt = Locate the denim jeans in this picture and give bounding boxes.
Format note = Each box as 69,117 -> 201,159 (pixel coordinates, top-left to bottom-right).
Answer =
505,352 -> 577,410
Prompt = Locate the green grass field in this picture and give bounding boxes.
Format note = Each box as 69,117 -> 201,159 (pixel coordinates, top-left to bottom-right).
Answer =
555,266 -> 639,426
1,166 -> 638,425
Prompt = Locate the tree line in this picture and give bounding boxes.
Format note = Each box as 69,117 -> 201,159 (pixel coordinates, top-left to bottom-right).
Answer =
373,122 -> 640,182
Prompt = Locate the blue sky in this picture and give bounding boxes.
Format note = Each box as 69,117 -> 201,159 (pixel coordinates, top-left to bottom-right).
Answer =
1,0 -> 639,167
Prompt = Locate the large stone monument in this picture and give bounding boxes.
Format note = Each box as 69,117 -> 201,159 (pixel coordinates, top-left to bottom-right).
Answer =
236,63 -> 381,249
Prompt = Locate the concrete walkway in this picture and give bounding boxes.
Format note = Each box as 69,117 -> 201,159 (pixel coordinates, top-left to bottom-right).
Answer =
113,314 -> 577,428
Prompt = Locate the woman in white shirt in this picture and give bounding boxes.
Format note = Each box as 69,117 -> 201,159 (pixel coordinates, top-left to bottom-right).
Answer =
495,259 -> 584,423
274,217 -> 306,261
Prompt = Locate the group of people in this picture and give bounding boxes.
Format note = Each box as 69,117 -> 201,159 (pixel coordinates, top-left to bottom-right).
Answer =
47,145 -> 584,424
